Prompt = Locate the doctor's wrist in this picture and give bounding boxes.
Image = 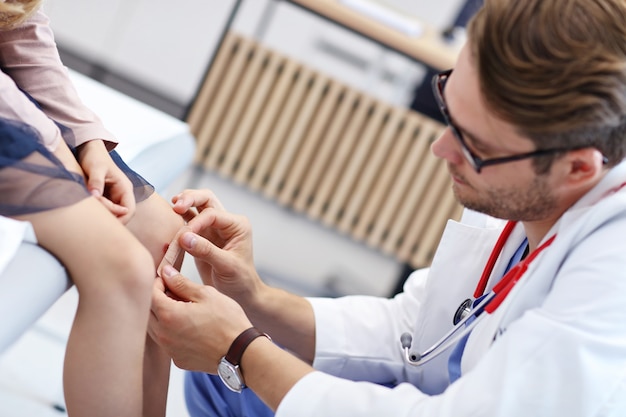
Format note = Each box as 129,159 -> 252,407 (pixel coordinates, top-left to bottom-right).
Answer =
235,275 -> 273,316
240,332 -> 314,411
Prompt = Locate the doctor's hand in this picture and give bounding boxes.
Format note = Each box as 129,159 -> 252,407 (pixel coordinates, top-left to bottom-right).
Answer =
159,189 -> 264,305
159,188 -> 225,278
149,265 -> 252,373
76,140 -> 135,223
159,189 -> 318,365
171,188 -> 225,222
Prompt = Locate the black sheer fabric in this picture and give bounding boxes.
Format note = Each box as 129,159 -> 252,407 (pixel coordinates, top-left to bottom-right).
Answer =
0,117 -> 154,217
108,148 -> 154,203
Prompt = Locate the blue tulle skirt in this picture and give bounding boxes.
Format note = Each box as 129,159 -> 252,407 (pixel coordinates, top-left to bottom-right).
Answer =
0,116 -> 154,216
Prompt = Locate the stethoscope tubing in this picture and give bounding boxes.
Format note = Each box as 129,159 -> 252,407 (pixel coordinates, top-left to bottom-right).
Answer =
402,290 -> 495,366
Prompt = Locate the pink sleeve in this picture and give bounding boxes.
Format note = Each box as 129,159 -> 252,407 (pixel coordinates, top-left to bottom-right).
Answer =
0,8 -> 117,151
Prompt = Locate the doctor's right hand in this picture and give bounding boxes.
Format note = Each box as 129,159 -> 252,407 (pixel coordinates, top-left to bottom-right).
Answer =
159,189 -> 265,305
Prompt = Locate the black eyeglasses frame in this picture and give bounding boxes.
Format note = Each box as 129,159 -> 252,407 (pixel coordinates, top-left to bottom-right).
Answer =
431,69 -> 590,173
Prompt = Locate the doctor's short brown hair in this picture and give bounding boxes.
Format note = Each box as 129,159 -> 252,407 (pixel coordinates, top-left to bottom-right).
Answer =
468,0 -> 626,170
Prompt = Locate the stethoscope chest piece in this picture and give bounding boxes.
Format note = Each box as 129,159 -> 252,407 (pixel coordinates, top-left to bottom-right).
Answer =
453,298 -> 473,325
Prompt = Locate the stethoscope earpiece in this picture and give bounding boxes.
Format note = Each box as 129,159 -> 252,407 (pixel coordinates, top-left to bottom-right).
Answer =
400,333 -> 423,364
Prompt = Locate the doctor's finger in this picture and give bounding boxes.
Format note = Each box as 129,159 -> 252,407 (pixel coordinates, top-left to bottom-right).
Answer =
186,207 -> 249,240
158,225 -> 192,276
176,230 -> 223,263
150,278 -> 173,324
160,265 -> 208,304
172,189 -> 225,214
150,272 -> 197,325
147,287 -> 178,345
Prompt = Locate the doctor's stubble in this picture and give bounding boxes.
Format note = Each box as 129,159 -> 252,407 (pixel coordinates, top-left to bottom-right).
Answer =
448,164 -> 557,222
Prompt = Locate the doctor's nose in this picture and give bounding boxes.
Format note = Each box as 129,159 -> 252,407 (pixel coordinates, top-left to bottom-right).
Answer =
431,127 -> 465,167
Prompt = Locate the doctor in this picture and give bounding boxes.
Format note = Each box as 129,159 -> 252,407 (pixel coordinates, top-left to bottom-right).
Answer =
149,0 -> 626,415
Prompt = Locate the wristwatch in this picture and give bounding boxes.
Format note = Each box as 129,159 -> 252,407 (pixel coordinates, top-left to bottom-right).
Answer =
217,327 -> 271,393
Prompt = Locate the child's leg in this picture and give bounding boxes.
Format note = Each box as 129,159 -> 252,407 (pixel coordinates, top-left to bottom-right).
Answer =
63,146 -> 186,415
125,193 -> 186,417
19,197 -> 155,417
1,119 -> 180,416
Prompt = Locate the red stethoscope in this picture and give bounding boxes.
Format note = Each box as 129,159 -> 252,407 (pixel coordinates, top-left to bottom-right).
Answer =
401,220 -> 555,366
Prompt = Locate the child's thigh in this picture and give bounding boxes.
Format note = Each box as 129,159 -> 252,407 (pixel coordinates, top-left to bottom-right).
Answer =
0,143 -> 87,217
16,197 -> 151,289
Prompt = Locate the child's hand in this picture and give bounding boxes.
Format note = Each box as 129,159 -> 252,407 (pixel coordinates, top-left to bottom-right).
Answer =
76,140 -> 136,223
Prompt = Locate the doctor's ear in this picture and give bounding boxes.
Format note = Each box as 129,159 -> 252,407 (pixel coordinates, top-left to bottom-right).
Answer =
560,148 -> 606,184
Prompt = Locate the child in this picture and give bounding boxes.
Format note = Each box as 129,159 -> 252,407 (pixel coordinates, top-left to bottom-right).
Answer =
0,2 -> 184,415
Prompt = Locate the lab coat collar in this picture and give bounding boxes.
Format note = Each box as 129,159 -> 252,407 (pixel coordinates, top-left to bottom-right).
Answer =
547,159 -> 626,239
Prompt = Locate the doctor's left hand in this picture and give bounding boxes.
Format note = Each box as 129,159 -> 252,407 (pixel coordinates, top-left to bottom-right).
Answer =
148,264 -> 252,373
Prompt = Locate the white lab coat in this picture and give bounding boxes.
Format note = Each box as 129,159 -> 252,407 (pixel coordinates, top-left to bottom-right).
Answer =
277,161 -> 626,416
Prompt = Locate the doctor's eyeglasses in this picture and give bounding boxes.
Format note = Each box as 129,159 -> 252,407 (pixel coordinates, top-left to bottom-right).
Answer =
431,69 -> 579,173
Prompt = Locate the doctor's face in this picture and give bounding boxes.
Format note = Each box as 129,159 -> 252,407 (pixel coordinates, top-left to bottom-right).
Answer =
430,46 -> 558,222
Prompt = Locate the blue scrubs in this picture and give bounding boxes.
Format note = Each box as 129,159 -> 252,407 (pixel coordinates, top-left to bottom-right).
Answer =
185,372 -> 274,417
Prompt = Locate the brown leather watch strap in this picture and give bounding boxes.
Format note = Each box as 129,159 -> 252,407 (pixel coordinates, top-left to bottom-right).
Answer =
225,327 -> 270,366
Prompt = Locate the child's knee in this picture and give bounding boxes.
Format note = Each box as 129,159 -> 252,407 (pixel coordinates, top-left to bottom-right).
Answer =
108,244 -> 155,303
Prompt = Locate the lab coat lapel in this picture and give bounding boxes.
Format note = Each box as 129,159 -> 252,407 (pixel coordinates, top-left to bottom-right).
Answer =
461,161 -> 626,375
409,215 -> 524,392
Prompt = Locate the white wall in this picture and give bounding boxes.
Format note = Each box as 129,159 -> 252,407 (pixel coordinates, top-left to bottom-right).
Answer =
45,0 -> 465,109
44,0 -> 233,104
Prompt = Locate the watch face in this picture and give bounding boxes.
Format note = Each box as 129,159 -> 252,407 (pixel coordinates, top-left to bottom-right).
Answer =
218,357 -> 245,393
